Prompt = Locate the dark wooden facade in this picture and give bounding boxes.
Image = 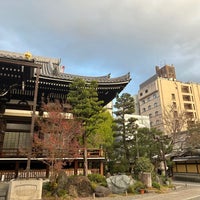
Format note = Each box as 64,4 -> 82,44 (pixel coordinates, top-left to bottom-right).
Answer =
0,50 -> 131,180
172,156 -> 200,182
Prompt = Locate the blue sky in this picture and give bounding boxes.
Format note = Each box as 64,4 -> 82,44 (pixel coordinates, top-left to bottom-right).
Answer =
0,0 -> 200,95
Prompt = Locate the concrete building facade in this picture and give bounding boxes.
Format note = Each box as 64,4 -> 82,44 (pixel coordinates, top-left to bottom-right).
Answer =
125,114 -> 150,129
138,65 -> 200,134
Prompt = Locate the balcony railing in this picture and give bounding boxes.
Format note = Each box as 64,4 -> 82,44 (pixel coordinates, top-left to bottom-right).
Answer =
0,168 -> 100,182
0,148 -> 104,158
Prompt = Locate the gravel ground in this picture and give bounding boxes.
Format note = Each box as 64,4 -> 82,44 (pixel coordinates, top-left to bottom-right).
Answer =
74,183 -> 190,200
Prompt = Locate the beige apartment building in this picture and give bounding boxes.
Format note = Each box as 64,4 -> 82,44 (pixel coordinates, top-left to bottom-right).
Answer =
138,65 -> 200,134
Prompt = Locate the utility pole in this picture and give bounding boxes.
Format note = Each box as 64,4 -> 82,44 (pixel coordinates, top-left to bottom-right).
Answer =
26,64 -> 41,179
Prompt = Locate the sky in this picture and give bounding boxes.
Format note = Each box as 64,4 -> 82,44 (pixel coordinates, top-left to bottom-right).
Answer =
0,0 -> 200,95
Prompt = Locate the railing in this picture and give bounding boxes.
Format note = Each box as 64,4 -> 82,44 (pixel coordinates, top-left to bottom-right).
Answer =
0,148 -> 104,158
0,170 -> 47,181
0,168 -> 100,182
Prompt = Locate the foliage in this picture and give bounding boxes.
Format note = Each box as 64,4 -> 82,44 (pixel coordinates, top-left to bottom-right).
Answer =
33,102 -> 82,183
152,182 -> 161,190
57,189 -> 68,197
67,78 -> 104,139
108,159 -> 130,174
134,157 -> 154,177
136,128 -> 172,159
88,173 -> 107,187
160,175 -> 172,185
112,93 -> 137,172
88,173 -> 106,184
67,78 -> 104,176
87,111 -> 114,148
127,181 -> 146,194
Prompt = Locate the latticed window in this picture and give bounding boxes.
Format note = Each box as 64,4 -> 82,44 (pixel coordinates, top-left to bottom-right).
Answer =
3,132 -> 28,150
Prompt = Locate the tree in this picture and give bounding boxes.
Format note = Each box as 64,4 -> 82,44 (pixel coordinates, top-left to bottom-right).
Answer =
87,111 -> 114,148
185,122 -> 200,155
162,104 -> 189,143
113,93 -> 137,172
134,157 -> 154,178
135,127 -> 172,176
67,78 -> 104,176
33,102 -> 82,182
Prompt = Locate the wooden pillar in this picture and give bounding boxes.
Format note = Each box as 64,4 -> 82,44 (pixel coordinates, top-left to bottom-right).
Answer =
15,161 -> 19,178
100,161 -> 104,176
185,161 -> 188,173
46,165 -> 49,178
0,116 -> 6,156
74,160 -> 78,175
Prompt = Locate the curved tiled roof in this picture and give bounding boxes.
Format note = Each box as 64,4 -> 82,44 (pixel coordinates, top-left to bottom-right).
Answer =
0,50 -> 131,84
40,72 -> 131,85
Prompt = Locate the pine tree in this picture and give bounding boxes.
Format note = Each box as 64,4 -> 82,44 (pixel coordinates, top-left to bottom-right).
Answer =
113,93 -> 137,172
67,78 -> 104,176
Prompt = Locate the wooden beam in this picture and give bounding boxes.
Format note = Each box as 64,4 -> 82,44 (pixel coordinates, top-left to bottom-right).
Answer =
0,57 -> 40,68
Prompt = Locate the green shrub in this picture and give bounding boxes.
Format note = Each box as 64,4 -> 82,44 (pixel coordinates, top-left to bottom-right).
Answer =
134,157 -> 154,177
43,181 -> 58,191
127,184 -> 135,194
152,182 -> 161,190
57,189 -> 68,197
108,158 -> 130,174
88,174 -> 107,186
90,181 -> 97,191
127,181 -> 146,194
43,182 -> 52,191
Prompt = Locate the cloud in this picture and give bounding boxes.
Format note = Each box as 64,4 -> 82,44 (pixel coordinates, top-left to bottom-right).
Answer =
0,0 -> 200,94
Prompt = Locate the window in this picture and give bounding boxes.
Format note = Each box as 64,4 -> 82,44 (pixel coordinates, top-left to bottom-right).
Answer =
156,120 -> 159,125
143,108 -> 146,112
171,93 -> 175,100
153,93 -> 157,98
140,92 -> 143,96
155,111 -> 158,116
181,86 -> 190,93
172,102 -> 177,109
3,132 -> 28,155
182,95 -> 191,101
145,89 -> 148,93
149,113 -> 152,118
148,105 -> 151,110
173,111 -> 178,118
154,102 -> 157,107
184,103 -> 192,110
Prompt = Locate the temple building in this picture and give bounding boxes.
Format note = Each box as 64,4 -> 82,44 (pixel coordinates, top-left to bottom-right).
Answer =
0,50 -> 131,180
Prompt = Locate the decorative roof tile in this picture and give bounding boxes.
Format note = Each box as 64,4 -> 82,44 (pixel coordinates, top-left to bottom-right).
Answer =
0,50 -> 131,84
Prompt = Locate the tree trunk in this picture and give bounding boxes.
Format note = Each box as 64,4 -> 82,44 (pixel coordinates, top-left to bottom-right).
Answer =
83,133 -> 88,176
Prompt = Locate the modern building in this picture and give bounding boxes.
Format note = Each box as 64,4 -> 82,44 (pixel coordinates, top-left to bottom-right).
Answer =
124,114 -> 150,129
0,50 -> 131,180
132,95 -> 140,115
138,65 -> 200,134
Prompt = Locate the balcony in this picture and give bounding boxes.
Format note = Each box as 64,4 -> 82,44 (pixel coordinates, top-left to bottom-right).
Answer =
181,86 -> 190,93
184,103 -> 193,110
0,148 -> 104,159
182,95 -> 192,102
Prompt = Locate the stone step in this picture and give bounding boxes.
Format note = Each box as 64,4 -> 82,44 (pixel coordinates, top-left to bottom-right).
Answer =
0,183 -> 9,200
